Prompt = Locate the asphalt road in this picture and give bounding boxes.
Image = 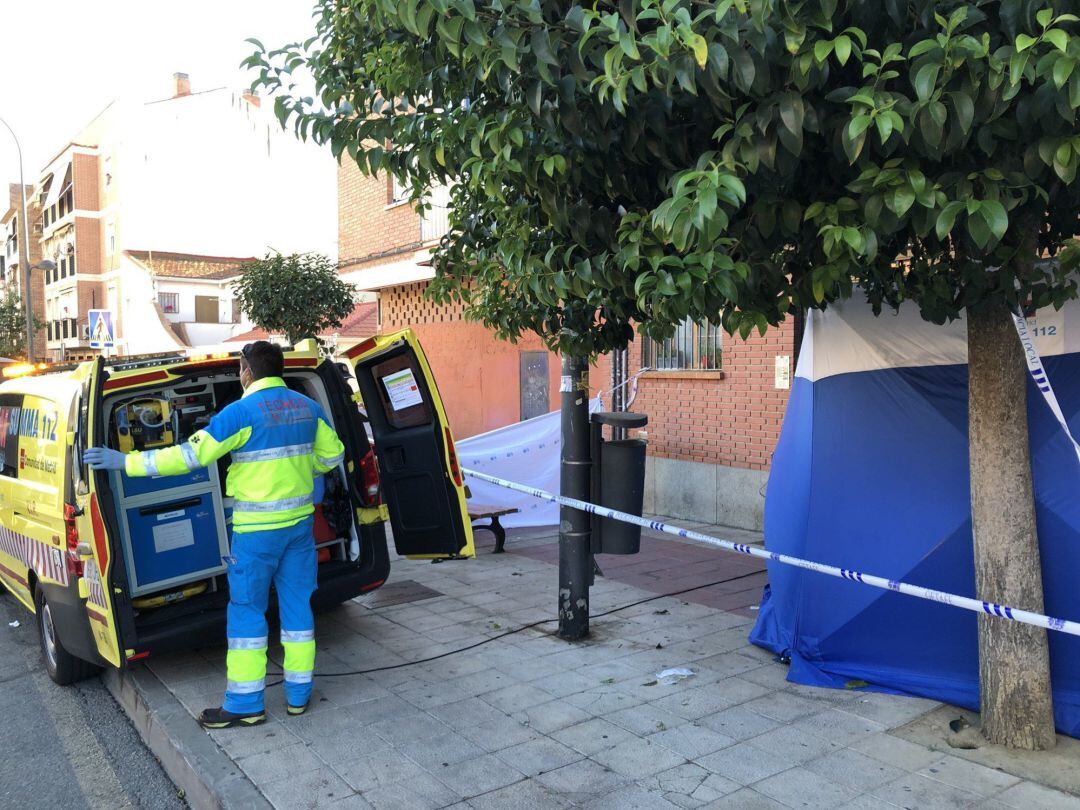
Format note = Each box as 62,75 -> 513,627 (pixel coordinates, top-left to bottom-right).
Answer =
0,589 -> 187,810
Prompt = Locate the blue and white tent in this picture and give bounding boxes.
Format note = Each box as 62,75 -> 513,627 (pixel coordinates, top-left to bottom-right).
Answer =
750,299 -> 1080,736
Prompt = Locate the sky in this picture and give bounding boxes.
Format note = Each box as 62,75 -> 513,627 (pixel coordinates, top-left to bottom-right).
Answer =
0,0 -> 323,199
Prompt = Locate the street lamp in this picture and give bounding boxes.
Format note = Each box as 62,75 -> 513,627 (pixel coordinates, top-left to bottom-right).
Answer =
0,116 -> 41,361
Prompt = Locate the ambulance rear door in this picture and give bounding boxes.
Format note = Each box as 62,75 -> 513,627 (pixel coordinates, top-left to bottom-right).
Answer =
72,359 -> 124,667
348,330 -> 474,559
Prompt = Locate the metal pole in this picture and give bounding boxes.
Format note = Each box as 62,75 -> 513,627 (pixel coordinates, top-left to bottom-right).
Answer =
0,117 -> 35,361
559,352 -> 591,639
611,347 -> 627,440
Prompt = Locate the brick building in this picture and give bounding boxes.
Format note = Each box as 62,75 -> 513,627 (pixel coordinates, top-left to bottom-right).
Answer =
28,72 -> 336,360
339,160 -> 798,529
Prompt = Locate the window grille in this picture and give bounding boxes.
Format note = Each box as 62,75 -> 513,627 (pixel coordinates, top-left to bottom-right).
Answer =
641,318 -> 722,370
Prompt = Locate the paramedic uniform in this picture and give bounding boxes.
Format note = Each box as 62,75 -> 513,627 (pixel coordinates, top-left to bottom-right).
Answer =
123,376 -> 345,712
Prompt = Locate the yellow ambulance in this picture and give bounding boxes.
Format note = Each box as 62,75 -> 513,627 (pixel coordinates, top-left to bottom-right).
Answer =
0,331 -> 473,684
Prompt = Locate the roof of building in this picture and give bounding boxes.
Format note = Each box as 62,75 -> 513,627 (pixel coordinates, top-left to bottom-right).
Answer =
227,301 -> 378,344
125,250 -> 255,280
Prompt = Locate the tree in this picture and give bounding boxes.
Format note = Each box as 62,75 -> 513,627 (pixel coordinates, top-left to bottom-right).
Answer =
232,252 -> 356,347
0,288 -> 40,360
252,0 -> 1080,747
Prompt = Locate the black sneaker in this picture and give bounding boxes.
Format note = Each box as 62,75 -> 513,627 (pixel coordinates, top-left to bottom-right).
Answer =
198,707 -> 266,729
287,702 -> 309,717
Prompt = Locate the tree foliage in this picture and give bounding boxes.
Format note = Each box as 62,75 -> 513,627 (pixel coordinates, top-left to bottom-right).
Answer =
0,288 -> 39,360
232,252 -> 356,346
250,0 -> 1080,355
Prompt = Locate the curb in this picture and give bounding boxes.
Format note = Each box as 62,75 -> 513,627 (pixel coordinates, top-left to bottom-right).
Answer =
103,666 -> 272,810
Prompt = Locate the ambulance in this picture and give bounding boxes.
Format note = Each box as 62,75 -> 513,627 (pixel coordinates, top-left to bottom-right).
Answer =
0,331 -> 473,684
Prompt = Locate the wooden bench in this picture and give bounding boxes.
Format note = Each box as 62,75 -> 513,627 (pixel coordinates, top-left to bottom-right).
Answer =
468,505 -> 519,554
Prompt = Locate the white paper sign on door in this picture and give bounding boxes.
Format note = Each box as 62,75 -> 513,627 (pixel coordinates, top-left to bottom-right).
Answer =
382,368 -> 424,411
153,519 -> 196,553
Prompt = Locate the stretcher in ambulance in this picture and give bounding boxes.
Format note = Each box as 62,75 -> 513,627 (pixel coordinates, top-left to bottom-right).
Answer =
0,330 -> 473,684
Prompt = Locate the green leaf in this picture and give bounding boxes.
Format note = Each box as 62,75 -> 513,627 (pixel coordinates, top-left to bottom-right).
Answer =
908,39 -> 938,58
980,200 -> 1009,241
949,92 -> 975,133
1045,29 -> 1069,54
531,30 -> 559,66
913,63 -> 941,101
1055,57 -> 1076,89
1015,33 -> 1038,52
779,94 -> 805,137
834,35 -> 852,66
814,40 -> 833,63
936,201 -> 965,239
687,34 -> 708,68
620,30 -> 641,60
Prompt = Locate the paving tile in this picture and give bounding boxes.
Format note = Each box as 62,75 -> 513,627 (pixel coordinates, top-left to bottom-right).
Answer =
368,710 -> 453,745
741,691 -> 823,723
234,743 -> 324,785
842,690 -> 938,722
207,719 -> 297,761
638,762 -> 741,808
650,723 -> 736,760
607,703 -> 691,736
260,766 -> 355,809
334,749 -> 433,793
851,733 -> 941,772
871,773 -> 983,809
745,724 -> 842,764
789,708 -> 887,746
458,717 -> 543,752
752,766 -> 862,809
995,781 -> 1080,810
565,687 -> 647,716
551,717 -> 639,756
695,741 -> 793,786
696,705 -> 780,741
917,756 -> 1020,797
581,784 -> 680,809
534,759 -> 630,802
432,753 -> 525,799
426,696 -> 512,731
395,730 -> 488,771
361,771 -> 463,810
494,737 -> 583,777
802,747 -> 906,792
328,795 -> 374,809
701,787 -> 791,808
480,683 -> 555,714
511,699 -> 594,733
591,737 -> 689,779
466,777 -> 574,809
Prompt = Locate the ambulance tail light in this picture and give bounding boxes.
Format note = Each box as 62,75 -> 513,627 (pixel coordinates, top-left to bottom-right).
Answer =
64,503 -> 84,578
358,449 -> 380,506
444,427 -> 463,488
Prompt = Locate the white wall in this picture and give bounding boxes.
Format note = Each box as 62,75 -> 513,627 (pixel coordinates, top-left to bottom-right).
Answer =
111,256 -> 187,355
118,91 -> 337,260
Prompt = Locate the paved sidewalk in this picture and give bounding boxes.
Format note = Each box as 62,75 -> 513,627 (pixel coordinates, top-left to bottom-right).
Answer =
143,522 -> 1080,809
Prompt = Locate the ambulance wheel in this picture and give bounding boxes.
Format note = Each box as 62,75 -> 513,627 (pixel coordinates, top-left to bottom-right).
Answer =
35,588 -> 98,685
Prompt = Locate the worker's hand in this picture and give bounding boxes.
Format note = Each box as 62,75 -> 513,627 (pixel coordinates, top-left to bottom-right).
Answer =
84,447 -> 127,471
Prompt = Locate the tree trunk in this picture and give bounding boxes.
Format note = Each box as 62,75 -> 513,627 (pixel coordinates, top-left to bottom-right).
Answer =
967,300 -> 1056,750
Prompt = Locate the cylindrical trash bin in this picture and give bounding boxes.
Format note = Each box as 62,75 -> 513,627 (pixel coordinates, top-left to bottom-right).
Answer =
596,438 -> 647,554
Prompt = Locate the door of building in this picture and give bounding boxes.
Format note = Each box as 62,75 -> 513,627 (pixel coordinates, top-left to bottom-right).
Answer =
519,351 -> 550,421
194,296 -> 219,324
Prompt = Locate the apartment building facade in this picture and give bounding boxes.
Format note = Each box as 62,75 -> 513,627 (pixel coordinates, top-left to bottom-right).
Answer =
338,161 -> 799,528
30,73 -> 337,360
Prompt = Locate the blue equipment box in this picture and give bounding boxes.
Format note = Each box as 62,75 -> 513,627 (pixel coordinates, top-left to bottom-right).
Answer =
123,492 -> 227,596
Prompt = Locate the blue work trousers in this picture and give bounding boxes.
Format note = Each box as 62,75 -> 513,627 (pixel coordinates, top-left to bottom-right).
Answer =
222,517 -> 317,714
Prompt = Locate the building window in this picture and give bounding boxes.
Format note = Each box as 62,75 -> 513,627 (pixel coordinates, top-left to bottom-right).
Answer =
158,292 -> 179,314
106,222 -> 116,255
390,173 -> 409,204
641,318 -> 722,371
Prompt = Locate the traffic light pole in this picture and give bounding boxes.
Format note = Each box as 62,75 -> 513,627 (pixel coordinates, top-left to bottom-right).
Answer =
558,352 -> 591,640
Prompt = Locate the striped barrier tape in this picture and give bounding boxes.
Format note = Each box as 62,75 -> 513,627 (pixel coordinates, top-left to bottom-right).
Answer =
463,467 -> 1080,638
1011,311 -> 1080,465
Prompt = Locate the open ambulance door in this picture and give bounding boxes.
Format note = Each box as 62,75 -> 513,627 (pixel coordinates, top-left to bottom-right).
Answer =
348,330 -> 474,559
72,358 -> 124,667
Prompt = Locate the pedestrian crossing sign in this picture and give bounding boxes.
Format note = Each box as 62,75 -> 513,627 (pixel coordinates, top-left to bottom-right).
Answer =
88,310 -> 115,349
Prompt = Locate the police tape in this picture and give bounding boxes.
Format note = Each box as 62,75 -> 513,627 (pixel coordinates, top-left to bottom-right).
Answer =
463,468 -> 1080,638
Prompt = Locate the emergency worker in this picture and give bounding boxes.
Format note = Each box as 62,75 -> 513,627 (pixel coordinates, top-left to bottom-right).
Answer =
85,341 -> 345,729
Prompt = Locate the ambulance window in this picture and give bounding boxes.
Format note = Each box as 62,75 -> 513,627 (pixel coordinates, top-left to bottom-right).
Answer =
0,393 -> 23,479
371,355 -> 432,430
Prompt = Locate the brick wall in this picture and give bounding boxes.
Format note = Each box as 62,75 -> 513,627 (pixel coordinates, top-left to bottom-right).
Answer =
625,320 -> 796,472
72,153 -> 100,212
338,160 -> 423,264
